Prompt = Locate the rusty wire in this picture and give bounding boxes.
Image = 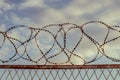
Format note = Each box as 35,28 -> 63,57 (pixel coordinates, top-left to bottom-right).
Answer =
0,21 -> 120,65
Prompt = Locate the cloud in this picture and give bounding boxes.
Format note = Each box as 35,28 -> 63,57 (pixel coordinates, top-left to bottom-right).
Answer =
99,9 -> 120,25
5,0 -> 25,4
0,24 -> 6,57
39,9 -> 66,24
8,13 -> 36,26
60,0 -> 113,23
28,0 -> 114,25
0,0 -> 14,13
0,24 -> 6,31
8,0 -> 114,26
19,0 -> 46,9
0,37 -> 17,63
44,0 -> 72,9
104,37 -> 120,60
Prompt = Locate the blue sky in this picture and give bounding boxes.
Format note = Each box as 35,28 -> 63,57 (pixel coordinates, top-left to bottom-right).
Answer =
0,0 -> 120,65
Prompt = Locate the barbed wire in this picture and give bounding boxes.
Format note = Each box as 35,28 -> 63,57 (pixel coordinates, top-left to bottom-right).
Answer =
0,21 -> 120,65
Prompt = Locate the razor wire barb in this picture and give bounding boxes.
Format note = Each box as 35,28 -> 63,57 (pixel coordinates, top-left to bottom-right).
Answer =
0,21 -> 120,65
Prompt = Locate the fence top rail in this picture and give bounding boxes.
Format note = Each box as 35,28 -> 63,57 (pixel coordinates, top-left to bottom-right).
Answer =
0,64 -> 120,69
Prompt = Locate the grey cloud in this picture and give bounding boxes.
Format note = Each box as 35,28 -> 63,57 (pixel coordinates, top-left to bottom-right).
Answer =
20,7 -> 46,22
44,0 -> 73,9
5,0 -> 25,4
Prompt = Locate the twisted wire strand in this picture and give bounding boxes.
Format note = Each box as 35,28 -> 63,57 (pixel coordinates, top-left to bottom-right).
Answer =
0,21 -> 120,65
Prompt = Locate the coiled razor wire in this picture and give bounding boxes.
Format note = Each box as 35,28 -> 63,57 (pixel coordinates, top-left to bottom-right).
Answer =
0,21 -> 120,65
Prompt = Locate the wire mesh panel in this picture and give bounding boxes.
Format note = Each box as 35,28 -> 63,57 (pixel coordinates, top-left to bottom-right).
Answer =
0,21 -> 120,80
0,65 -> 120,80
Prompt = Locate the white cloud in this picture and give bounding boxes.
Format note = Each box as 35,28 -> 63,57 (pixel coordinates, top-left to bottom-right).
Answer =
59,0 -> 113,23
0,38 -> 17,62
40,8 -> 66,24
19,0 -> 46,9
32,0 -> 114,25
0,47 -> 10,60
9,13 -> 36,26
0,24 -> 6,31
0,0 -> 14,14
12,0 -> 114,25
70,54 -> 85,65
99,9 -> 120,25
104,43 -> 120,59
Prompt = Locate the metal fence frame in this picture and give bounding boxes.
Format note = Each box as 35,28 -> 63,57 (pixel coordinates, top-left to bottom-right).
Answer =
0,64 -> 120,69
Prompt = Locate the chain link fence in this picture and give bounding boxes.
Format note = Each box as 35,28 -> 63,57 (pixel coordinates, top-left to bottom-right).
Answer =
0,65 -> 120,80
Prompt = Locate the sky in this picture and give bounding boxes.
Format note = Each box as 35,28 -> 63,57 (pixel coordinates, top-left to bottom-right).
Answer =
0,0 -> 120,65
